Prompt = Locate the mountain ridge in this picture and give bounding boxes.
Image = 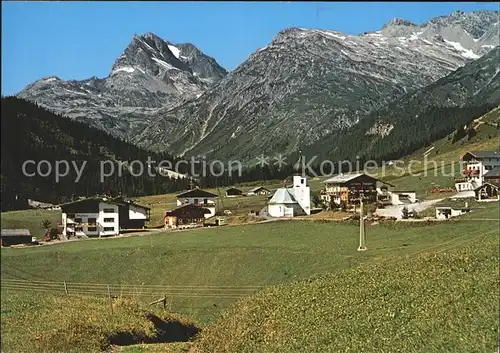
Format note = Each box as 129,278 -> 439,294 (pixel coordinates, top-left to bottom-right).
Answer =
16,10 -> 500,163
134,10 -> 498,162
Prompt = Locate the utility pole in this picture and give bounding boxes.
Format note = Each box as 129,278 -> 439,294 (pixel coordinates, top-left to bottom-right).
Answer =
357,197 -> 367,251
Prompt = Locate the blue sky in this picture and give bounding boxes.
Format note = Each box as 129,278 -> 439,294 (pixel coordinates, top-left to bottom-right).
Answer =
2,2 -> 498,95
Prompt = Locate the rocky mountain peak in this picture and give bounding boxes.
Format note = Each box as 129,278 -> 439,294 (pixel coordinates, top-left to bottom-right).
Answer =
111,32 -> 188,75
382,18 -> 418,29
425,10 -> 499,39
176,43 -> 228,80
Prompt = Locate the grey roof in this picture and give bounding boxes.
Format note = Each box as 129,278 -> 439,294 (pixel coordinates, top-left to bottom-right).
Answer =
323,173 -> 395,186
465,151 -> 500,159
474,182 -> 499,191
484,167 -> 500,178
268,188 -> 298,204
323,173 -> 364,183
249,186 -> 270,192
1,229 -> 31,237
177,188 -> 217,198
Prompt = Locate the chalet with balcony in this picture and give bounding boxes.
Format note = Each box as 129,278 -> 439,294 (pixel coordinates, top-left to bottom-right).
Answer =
164,204 -> 211,230
321,173 -> 395,206
59,197 -> 150,238
455,150 -> 500,192
176,188 -> 217,218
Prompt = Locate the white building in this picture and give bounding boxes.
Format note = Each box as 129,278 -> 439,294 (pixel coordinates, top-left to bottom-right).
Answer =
59,197 -> 150,238
390,191 -> 417,205
267,175 -> 310,217
176,188 -> 217,218
455,150 -> 500,192
435,206 -> 471,220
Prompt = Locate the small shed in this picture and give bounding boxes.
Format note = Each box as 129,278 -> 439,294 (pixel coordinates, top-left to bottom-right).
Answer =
247,186 -> 271,196
435,207 -> 471,220
1,229 -> 34,247
475,182 -> 499,202
390,191 -> 417,205
226,187 -> 243,197
164,204 -> 211,230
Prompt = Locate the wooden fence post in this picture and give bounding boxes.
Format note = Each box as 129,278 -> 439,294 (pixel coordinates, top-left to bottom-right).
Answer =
64,281 -> 68,295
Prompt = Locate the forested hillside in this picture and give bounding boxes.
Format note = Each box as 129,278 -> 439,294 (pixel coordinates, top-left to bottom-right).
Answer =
1,97 -> 193,211
1,97 -> 298,211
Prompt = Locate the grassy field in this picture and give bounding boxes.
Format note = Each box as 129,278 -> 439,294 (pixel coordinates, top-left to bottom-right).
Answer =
1,292 -> 197,353
2,208 -> 498,320
193,232 -> 499,353
2,213 -> 498,352
1,200 -> 498,352
0,209 -> 61,239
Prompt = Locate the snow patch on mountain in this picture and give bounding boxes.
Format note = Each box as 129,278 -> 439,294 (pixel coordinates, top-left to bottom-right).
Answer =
111,66 -> 136,75
444,39 -> 481,59
152,57 -> 179,70
168,44 -> 181,58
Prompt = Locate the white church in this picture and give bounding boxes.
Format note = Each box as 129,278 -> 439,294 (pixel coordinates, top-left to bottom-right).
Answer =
267,175 -> 311,217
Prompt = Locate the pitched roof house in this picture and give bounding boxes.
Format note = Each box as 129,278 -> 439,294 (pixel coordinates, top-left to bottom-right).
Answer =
225,187 -> 243,197
458,150 -> 500,187
475,182 -> 499,202
176,188 -> 217,218
164,204 -> 211,229
483,167 -> 500,186
59,197 -> 150,238
247,186 -> 271,195
1,229 -> 33,247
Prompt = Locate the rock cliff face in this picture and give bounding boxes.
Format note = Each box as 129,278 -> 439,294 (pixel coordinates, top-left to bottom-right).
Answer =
18,11 -> 499,163
134,10 -> 498,162
305,47 -> 500,163
17,32 -> 227,141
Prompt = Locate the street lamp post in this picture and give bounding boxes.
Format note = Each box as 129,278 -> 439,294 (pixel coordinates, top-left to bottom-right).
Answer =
357,196 -> 367,251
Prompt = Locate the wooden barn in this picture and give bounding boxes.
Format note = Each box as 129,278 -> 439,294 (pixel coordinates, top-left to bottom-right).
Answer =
225,187 -> 243,197
1,229 -> 34,247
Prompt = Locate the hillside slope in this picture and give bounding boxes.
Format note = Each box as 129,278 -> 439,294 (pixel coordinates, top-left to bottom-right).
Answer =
0,97 -> 190,211
305,46 -> 500,164
193,232 -> 498,352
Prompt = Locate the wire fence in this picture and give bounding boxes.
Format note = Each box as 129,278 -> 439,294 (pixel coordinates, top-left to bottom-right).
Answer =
1,278 -> 264,300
